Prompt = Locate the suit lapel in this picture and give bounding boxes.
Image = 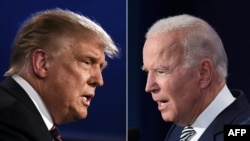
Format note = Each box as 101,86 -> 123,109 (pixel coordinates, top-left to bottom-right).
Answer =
165,90 -> 249,141
199,90 -> 249,141
0,77 -> 41,115
0,77 -> 52,140
165,124 -> 183,141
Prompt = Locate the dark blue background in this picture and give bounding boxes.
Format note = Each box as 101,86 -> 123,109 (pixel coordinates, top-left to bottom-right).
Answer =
128,0 -> 250,141
0,0 -> 126,141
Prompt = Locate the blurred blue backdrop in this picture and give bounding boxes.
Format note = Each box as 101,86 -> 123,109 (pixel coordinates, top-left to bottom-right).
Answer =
128,0 -> 250,141
0,0 -> 126,141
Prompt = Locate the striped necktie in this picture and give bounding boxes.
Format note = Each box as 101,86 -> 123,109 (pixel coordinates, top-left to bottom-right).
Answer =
50,124 -> 62,141
180,126 -> 196,141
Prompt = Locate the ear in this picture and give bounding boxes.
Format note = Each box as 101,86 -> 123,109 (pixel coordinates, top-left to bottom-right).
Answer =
31,49 -> 49,78
198,59 -> 213,89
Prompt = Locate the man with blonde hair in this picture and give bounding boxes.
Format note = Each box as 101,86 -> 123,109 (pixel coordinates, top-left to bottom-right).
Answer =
0,8 -> 118,141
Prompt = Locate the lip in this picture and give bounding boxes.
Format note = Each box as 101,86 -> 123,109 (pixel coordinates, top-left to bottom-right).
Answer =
156,100 -> 169,111
81,94 -> 94,107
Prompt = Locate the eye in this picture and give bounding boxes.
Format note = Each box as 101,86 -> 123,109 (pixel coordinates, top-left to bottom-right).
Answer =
157,70 -> 165,74
155,69 -> 171,76
83,60 -> 92,65
80,60 -> 92,69
84,61 -> 91,65
156,69 -> 165,75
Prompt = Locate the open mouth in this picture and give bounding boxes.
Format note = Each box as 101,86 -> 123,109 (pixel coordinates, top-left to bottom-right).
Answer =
159,101 -> 168,106
81,95 -> 93,106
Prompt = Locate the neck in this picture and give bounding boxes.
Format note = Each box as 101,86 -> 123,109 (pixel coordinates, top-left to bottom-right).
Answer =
186,78 -> 226,126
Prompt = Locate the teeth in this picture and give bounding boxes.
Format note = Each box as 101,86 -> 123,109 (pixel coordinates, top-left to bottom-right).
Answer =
82,96 -> 91,106
160,101 -> 167,106
82,96 -> 88,101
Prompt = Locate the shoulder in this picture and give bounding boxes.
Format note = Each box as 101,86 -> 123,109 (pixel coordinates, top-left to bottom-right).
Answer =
0,85 -> 17,107
0,100 -> 52,141
0,78 -> 29,113
211,89 -> 250,125
0,77 -> 43,128
0,78 -> 52,141
229,89 -> 250,124
0,90 -> 40,132
0,100 -> 51,141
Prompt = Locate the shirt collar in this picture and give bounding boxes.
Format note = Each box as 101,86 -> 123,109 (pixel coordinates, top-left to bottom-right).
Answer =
190,84 -> 236,141
12,74 -> 53,130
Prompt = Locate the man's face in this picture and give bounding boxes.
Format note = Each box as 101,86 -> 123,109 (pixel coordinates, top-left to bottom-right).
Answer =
43,35 -> 106,124
142,32 -> 202,125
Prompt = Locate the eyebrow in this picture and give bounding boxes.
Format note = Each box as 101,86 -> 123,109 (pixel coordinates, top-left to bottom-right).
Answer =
90,56 -> 108,70
141,64 -> 174,72
75,54 -> 108,70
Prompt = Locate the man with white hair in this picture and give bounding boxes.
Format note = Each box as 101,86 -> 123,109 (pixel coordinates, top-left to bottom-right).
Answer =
142,14 -> 250,141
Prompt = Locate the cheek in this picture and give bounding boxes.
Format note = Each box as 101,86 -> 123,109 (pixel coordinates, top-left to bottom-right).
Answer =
58,63 -> 90,85
63,72 -> 90,93
47,67 -> 89,98
161,73 -> 197,105
172,76 -> 200,111
174,69 -> 199,94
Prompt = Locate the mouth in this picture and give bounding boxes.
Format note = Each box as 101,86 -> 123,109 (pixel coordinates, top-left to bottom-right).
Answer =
81,95 -> 94,106
157,100 -> 169,110
158,100 -> 168,105
159,100 -> 168,104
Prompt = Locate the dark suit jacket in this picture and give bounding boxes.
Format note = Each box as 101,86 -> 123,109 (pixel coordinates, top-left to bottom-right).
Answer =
165,89 -> 250,141
0,77 -> 53,141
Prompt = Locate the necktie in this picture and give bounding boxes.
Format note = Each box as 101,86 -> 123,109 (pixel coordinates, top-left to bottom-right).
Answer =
50,124 -> 62,141
180,126 -> 196,141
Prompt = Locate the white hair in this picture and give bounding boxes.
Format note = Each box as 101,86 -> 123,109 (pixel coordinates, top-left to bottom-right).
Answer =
146,14 -> 228,78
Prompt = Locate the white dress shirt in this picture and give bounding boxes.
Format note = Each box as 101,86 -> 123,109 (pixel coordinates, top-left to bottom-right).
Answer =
190,84 -> 236,141
12,75 -> 53,130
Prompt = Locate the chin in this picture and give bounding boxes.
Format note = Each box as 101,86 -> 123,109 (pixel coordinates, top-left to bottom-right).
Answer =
81,114 -> 88,119
78,111 -> 88,119
161,113 -> 172,122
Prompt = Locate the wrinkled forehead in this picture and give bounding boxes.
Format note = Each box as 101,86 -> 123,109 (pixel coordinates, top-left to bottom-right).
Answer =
143,31 -> 184,62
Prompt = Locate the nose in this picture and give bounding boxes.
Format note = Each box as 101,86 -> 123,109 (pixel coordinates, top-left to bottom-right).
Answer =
145,72 -> 156,93
88,66 -> 104,87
